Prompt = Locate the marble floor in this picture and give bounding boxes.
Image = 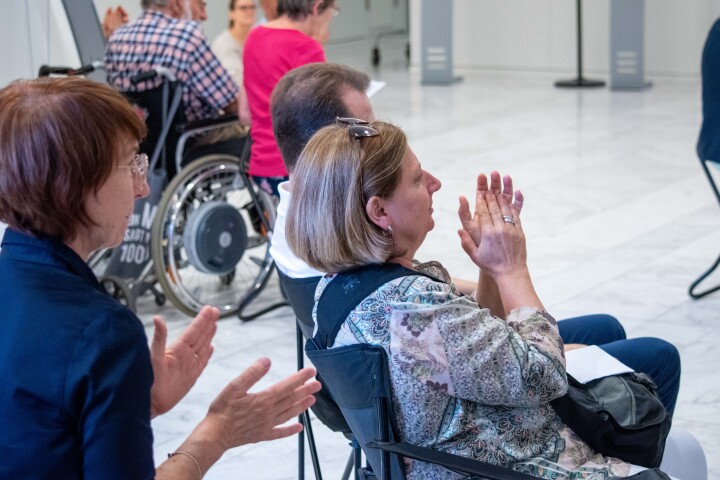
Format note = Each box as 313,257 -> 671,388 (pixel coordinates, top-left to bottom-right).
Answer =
138,39 -> 720,479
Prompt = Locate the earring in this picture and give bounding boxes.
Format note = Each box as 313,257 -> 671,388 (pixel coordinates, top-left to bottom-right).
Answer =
386,225 -> 393,237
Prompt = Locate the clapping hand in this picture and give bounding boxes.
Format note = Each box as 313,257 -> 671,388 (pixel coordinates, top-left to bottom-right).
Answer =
101,6 -> 129,39
457,171 -> 527,277
203,358 -> 322,449
150,306 -> 219,418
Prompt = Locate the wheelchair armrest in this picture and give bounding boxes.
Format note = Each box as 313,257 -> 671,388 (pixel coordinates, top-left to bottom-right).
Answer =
176,113 -> 240,134
174,114 -> 246,172
366,441 -> 537,480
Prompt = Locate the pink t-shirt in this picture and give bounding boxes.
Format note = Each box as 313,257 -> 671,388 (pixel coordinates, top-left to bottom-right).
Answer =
243,26 -> 326,178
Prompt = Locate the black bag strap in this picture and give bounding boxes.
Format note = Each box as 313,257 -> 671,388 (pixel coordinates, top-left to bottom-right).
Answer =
312,263 -> 434,349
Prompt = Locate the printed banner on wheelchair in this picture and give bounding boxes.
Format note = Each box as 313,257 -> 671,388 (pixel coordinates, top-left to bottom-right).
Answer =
106,171 -> 166,279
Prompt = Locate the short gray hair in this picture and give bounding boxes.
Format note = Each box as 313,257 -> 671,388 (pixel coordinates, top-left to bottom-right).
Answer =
142,0 -> 170,8
286,121 -> 407,273
277,0 -> 333,20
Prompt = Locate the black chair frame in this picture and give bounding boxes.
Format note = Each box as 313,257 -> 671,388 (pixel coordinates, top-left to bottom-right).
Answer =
689,157 -> 720,299
279,270 -> 359,480
306,343 -> 539,480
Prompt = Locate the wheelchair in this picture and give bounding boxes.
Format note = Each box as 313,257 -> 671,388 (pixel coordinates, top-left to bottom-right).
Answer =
40,64 -> 284,320
130,68 -> 284,320
151,148 -> 281,319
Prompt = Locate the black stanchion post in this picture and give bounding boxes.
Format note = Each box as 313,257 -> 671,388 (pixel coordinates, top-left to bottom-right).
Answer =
555,0 -> 605,88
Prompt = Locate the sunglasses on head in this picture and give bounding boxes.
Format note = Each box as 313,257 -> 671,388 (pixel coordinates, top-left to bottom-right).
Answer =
336,117 -> 380,140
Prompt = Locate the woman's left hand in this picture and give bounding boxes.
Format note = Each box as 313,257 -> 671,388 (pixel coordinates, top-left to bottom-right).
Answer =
149,306 -> 219,418
458,172 -> 523,263
457,173 -> 525,275
482,171 -> 524,215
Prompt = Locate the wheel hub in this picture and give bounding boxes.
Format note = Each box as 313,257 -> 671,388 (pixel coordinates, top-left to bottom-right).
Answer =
183,201 -> 247,275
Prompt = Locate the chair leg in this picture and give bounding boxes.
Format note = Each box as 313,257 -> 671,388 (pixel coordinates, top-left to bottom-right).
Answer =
353,438 -> 363,480
297,323 -> 323,480
303,411 -> 323,480
341,449 -> 354,480
298,412 -> 305,480
690,159 -> 720,299
689,251 -> 720,299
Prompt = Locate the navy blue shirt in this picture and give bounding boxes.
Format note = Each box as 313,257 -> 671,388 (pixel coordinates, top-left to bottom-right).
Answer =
0,229 -> 154,479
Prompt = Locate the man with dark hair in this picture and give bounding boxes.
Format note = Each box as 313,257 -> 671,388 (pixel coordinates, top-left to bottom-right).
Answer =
271,63 -> 373,175
269,63 -> 373,279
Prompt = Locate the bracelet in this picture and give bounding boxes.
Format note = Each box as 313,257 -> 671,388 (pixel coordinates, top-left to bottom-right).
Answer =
168,450 -> 202,480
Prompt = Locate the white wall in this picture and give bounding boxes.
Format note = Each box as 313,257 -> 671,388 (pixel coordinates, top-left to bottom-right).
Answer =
0,0 -> 407,87
0,0 -> 228,87
5,0 -> 717,85
410,0 -> 720,78
0,0 -> 83,85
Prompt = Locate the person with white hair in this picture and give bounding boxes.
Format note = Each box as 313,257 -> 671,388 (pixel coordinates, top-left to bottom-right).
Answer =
105,0 -> 248,128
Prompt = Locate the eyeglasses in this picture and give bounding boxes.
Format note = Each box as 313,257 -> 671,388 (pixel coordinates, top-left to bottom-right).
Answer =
116,153 -> 149,183
336,117 -> 380,140
237,4 -> 256,11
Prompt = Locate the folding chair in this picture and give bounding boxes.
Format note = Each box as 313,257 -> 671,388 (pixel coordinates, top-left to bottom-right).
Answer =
305,343 -> 537,480
688,156 -> 720,299
292,262 -> 537,480
278,270 -> 359,480
691,17 -> 720,299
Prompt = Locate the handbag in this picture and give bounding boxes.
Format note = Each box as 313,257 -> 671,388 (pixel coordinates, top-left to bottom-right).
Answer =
614,468 -> 671,480
551,372 -> 671,468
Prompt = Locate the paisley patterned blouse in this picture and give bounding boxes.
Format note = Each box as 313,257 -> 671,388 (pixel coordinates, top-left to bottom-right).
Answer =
313,261 -> 630,480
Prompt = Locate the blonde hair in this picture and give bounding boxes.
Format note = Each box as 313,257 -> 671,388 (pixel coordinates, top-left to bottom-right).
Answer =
286,121 -> 407,273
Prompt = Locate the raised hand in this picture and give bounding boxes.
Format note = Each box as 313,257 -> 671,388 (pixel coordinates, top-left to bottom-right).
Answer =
203,358 -> 321,449
458,174 -> 543,314
485,171 -> 524,214
458,176 -> 526,277
101,6 -> 129,39
478,191 -> 527,275
149,306 -> 219,418
156,358 -> 322,480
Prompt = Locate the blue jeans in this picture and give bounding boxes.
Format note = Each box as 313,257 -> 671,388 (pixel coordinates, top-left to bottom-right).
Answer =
558,314 -> 681,415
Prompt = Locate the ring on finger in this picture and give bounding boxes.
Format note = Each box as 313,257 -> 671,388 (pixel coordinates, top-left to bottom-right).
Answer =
502,215 -> 515,226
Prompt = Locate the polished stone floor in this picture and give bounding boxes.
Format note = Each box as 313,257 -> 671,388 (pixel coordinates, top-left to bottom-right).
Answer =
137,39 -> 720,479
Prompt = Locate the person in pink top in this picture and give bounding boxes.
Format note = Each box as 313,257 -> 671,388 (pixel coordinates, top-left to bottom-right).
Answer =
243,0 -> 338,196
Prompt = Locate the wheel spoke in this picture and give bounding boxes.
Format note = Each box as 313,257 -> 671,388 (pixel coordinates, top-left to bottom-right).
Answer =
151,155 -> 277,317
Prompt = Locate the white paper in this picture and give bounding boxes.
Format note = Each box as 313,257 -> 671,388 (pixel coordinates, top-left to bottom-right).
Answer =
565,345 -> 634,384
366,80 -> 387,98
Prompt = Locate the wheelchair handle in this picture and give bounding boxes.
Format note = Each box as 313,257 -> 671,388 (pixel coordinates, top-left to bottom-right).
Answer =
38,61 -> 102,78
130,67 -> 177,85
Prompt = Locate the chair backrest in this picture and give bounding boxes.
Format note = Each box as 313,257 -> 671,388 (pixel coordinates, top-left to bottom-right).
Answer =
277,270 -> 319,340
122,77 -> 186,179
278,270 -> 353,434
304,264 -> 426,479
306,264 -> 542,480
698,17 -> 720,164
306,343 -> 406,479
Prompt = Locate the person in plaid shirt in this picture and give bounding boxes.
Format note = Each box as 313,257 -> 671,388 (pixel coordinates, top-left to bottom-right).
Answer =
105,0 -> 247,125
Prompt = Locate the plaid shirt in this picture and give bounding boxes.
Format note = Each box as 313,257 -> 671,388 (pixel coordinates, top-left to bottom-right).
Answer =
105,10 -> 238,122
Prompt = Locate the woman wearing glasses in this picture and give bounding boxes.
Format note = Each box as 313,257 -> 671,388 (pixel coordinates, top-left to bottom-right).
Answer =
212,0 -> 258,89
0,77 -> 320,480
242,0 -> 339,196
287,120 -> 674,479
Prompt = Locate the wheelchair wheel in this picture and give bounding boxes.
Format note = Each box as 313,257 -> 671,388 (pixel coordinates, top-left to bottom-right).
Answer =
99,275 -> 137,312
87,248 -> 113,277
151,154 -> 277,317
